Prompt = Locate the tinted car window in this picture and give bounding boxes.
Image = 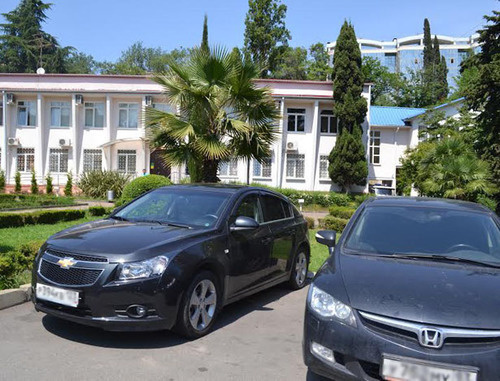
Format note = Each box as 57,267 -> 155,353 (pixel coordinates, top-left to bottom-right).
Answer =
281,200 -> 292,218
261,195 -> 286,222
345,206 -> 500,263
234,194 -> 263,223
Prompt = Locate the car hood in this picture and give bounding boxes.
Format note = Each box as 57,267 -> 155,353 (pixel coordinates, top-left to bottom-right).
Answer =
339,253 -> 500,329
46,219 -> 208,261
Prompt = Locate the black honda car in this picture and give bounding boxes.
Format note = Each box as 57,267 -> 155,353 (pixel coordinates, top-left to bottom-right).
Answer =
32,185 -> 309,338
305,197 -> 500,380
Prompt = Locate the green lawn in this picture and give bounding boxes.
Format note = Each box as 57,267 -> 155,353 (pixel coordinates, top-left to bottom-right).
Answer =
0,215 -> 102,253
309,229 -> 336,272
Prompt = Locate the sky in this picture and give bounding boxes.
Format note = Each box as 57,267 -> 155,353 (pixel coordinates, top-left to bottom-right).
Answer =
0,0 -> 497,62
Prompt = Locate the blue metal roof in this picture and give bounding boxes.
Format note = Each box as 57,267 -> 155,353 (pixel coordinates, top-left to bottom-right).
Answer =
370,106 -> 426,126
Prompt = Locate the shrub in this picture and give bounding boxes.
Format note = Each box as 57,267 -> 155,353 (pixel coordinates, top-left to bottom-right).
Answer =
14,171 -> 21,193
46,173 -> 53,194
0,194 -> 75,210
305,216 -> 315,229
0,170 -> 5,192
88,205 -> 107,216
328,192 -> 351,206
0,240 -> 43,290
319,216 -> 349,232
0,209 -> 85,228
353,193 -> 373,206
30,170 -> 38,194
329,206 -> 356,219
65,172 -> 73,196
118,175 -> 172,205
78,170 -> 131,199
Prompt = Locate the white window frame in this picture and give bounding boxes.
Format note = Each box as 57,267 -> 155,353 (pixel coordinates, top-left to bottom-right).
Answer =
83,149 -> 102,172
253,155 -> 272,178
287,108 -> 306,133
118,103 -> 139,129
369,130 -> 381,165
17,148 -> 35,172
117,150 -> 137,174
50,101 -> 71,128
49,148 -> 69,173
286,153 -> 305,179
84,102 -> 105,128
218,158 -> 238,177
320,110 -> 337,134
319,155 -> 330,180
17,101 -> 37,127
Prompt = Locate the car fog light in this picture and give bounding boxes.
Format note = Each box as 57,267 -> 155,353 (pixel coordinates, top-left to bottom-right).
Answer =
311,341 -> 335,364
126,305 -> 147,318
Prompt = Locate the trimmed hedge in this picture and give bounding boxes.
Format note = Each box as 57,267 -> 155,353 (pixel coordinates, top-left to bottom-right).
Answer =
118,175 -> 172,206
0,240 -> 43,290
0,209 -> 86,228
88,206 -> 115,216
329,206 -> 356,219
0,194 -> 75,210
319,216 -> 349,232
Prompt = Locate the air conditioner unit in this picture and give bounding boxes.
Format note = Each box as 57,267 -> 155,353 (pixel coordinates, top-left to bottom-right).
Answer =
75,94 -> 83,105
8,137 -> 19,146
145,95 -> 153,106
6,93 -> 15,105
59,138 -> 71,147
286,141 -> 298,151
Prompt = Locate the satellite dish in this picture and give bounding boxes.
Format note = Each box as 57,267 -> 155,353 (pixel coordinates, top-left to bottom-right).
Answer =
36,67 -> 45,75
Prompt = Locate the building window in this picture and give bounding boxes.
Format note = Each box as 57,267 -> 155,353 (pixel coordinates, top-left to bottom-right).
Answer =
319,155 -> 330,179
84,102 -> 105,128
17,101 -> 37,126
253,155 -> 272,178
49,148 -> 69,173
287,108 -> 305,132
17,148 -> 35,172
286,153 -> 305,179
414,58 -> 418,64
83,149 -> 102,172
369,130 -> 381,164
152,103 -> 174,113
118,103 -> 139,128
117,150 -> 136,173
218,158 -> 238,177
50,102 -> 71,127
450,58 -> 454,64
320,110 -> 337,134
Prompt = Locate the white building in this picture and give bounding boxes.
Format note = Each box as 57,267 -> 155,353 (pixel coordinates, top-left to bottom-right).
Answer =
0,73 -> 464,193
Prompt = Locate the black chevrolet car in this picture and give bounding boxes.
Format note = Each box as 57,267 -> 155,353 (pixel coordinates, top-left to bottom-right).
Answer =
32,185 -> 309,338
304,197 -> 500,380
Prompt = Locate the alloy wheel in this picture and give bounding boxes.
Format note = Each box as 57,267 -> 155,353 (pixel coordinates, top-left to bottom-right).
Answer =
188,279 -> 217,332
295,252 -> 307,286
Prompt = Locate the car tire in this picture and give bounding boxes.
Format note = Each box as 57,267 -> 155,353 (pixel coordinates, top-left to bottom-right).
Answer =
174,270 -> 221,339
289,248 -> 309,290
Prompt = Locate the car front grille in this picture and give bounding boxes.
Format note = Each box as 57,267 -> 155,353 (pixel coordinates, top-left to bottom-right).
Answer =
46,249 -> 108,263
39,259 -> 103,286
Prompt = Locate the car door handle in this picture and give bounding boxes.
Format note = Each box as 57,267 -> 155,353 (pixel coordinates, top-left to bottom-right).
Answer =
261,237 -> 273,245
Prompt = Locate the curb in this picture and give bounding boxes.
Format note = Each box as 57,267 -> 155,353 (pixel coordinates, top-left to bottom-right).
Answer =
0,284 -> 31,310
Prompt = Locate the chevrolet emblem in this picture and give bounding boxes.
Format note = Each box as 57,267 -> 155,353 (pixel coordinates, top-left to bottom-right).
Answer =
57,257 -> 76,269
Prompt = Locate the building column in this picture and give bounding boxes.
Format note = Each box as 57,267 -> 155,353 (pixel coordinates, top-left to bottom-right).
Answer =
141,96 -> 148,175
277,97 -> 285,188
35,93 -> 44,181
71,95 -> 79,177
105,95 -> 112,170
310,100 -> 320,190
1,92 -> 8,182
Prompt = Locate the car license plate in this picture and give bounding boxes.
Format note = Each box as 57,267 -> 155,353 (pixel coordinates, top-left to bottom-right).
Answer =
382,355 -> 478,381
36,283 -> 79,307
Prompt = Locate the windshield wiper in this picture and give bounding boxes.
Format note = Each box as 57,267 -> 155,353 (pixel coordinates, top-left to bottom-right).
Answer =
109,215 -> 129,222
377,253 -> 500,269
133,219 -> 191,229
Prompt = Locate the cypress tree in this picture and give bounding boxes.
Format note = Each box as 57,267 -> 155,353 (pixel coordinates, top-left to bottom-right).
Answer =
201,15 -> 209,52
328,21 -> 368,192
423,18 -> 434,69
31,169 -> 38,194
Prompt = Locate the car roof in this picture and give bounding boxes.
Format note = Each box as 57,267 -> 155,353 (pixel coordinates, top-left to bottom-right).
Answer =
160,184 -> 283,197
365,196 -> 491,214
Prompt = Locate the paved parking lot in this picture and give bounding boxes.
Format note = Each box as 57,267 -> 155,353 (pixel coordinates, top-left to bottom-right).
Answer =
0,286 -> 322,381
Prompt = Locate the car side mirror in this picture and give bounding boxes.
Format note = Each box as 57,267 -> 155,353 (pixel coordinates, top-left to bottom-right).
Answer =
230,216 -> 259,232
315,230 -> 336,248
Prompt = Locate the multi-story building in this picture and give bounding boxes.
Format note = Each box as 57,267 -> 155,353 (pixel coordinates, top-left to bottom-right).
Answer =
326,33 -> 480,89
0,73 -> 463,193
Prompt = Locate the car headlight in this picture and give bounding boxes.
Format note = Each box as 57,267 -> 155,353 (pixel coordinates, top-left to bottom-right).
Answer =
308,284 -> 356,326
118,256 -> 169,280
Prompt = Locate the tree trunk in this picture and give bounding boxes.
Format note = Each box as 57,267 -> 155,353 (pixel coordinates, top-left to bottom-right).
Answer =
201,159 -> 219,183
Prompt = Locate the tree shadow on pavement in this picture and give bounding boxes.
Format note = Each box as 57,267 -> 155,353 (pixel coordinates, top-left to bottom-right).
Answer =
41,283 -> 301,349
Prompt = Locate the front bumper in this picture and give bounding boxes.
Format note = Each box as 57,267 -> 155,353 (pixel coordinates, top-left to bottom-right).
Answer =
32,256 -> 185,332
303,307 -> 499,380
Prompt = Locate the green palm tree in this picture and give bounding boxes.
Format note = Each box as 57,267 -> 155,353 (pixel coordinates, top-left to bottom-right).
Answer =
419,137 -> 497,201
145,47 -> 279,183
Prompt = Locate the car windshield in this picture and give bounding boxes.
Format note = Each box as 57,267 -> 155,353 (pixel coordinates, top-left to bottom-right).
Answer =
344,206 -> 500,264
113,189 -> 231,228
